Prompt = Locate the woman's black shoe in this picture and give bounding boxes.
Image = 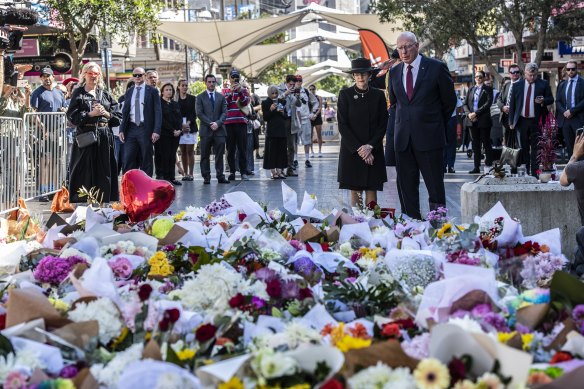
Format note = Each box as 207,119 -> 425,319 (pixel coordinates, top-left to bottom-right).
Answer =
468,168 -> 480,174
171,180 -> 183,186
448,167 -> 456,174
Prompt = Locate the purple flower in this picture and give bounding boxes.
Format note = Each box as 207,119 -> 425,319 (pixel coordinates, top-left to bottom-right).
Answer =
573,305 -> 584,323
59,365 -> 79,378
251,296 -> 266,309
289,240 -> 305,251
108,257 -> 133,279
33,255 -> 88,285
281,280 -> 300,299
163,244 -> 176,251
350,251 -> 362,263
254,267 -> 278,282
516,323 -> 531,334
292,257 -> 323,285
481,312 -> 510,332
471,304 -> 493,316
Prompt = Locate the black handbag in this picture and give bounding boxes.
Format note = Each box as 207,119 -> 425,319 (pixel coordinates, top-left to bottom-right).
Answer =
500,128 -> 521,169
75,131 -> 98,148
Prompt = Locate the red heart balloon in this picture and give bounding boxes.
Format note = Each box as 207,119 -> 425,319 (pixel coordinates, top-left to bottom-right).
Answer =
120,169 -> 175,223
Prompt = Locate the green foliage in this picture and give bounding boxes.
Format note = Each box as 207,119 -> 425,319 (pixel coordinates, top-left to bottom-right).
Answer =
257,59 -> 298,87
315,75 -> 350,97
188,81 -> 206,96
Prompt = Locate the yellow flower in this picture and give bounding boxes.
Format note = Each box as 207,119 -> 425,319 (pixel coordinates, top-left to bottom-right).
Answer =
335,335 -> 372,352
414,358 -> 451,389
49,298 -> 69,313
110,327 -> 130,349
173,211 -> 186,221
436,223 -> 453,239
288,385 -> 311,389
453,380 -> 477,389
218,377 -> 244,389
497,331 -> 517,344
521,333 -> 535,351
176,348 -> 196,361
148,251 -> 174,277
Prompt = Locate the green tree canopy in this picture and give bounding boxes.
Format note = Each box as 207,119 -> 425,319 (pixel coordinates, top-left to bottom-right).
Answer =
44,0 -> 165,77
315,75 -> 351,97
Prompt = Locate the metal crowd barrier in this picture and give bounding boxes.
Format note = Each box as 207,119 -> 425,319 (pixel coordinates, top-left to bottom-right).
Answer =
0,112 -> 68,214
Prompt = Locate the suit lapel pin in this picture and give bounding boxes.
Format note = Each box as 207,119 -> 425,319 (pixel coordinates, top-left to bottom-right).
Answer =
353,95 -> 358,99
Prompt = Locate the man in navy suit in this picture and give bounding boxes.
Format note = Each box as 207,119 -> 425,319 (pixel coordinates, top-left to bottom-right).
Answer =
508,62 -> 554,177
386,31 -> 457,220
119,67 -> 162,177
464,70 -> 494,173
196,74 -> 230,184
556,60 -> 584,155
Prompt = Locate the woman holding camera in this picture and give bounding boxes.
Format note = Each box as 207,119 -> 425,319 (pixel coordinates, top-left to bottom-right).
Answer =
67,62 -> 121,203
262,85 -> 288,179
0,82 -> 31,117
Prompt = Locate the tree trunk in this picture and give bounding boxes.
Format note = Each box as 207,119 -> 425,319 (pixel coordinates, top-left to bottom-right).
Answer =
512,30 -> 525,70
534,10 -> 551,67
68,31 -> 89,78
469,42 -> 503,83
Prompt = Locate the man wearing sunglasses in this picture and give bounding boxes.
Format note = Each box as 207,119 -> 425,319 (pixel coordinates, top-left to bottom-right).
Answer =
556,61 -> 584,154
464,70 -> 494,173
497,64 -> 522,150
118,67 -> 162,177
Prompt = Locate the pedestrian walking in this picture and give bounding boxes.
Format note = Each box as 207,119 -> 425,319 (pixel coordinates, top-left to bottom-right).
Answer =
337,58 -> 388,207
176,79 -> 198,181
262,85 -> 288,179
385,31 -> 457,220
67,62 -> 121,203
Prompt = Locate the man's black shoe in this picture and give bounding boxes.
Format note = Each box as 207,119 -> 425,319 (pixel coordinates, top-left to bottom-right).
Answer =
171,180 -> 182,186
448,167 -> 456,174
228,173 -> 236,181
286,169 -> 298,177
218,178 -> 230,184
203,178 -> 211,184
305,160 -> 312,168
39,195 -> 50,202
468,168 -> 481,174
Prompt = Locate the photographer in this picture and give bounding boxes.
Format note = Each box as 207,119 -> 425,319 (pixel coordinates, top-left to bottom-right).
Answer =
224,69 -> 251,181
0,80 -> 31,117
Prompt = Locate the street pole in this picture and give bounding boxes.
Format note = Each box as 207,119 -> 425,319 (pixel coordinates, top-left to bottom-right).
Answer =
101,38 -> 110,91
184,8 -> 189,81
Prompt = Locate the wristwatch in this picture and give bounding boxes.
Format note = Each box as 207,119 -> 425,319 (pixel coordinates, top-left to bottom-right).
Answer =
365,144 -> 373,150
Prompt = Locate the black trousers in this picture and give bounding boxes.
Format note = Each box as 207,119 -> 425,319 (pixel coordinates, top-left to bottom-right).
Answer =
396,141 -> 446,220
226,122 -> 248,175
285,118 -> 296,170
200,135 -> 226,179
154,136 -> 179,181
471,125 -> 493,168
563,117 -> 584,157
516,117 -> 539,176
123,123 -> 154,177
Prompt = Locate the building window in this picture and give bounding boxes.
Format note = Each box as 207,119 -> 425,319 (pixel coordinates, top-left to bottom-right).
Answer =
139,34 -> 148,48
163,37 -> 169,49
169,39 -> 175,50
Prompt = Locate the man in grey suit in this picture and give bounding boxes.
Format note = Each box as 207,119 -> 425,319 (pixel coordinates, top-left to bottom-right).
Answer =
386,31 -> 457,220
196,74 -> 229,184
119,67 -> 162,176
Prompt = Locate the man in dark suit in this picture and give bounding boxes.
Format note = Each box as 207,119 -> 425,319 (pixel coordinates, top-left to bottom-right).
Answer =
119,67 -> 162,176
386,31 -> 457,220
508,62 -> 554,177
556,60 -> 584,155
464,70 -> 494,173
196,74 -> 229,184
496,64 -> 523,151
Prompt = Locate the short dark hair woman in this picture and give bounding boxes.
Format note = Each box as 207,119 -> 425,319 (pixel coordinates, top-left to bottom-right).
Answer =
156,83 -> 183,185
176,79 -> 198,181
337,58 -> 388,207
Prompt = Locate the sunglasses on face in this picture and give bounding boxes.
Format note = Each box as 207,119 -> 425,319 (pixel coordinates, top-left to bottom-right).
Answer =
509,71 -> 521,75
567,68 -> 577,71
133,74 -> 144,77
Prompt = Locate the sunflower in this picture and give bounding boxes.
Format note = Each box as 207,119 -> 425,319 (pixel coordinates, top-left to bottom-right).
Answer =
414,358 -> 450,389
436,223 -> 453,239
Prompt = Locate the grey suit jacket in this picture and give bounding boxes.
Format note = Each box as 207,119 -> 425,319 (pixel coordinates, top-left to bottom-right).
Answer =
196,90 -> 227,137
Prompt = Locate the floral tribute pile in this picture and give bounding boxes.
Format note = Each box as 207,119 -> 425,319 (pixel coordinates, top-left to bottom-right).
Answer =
1,186 -> 584,389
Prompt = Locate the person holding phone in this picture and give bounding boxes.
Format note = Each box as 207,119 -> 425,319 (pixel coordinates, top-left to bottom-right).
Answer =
0,79 -> 31,118
67,62 -> 121,203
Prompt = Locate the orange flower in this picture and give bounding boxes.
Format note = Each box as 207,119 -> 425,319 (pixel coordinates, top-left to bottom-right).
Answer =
111,202 -> 124,211
348,323 -> 370,339
321,323 -> 335,336
381,323 -> 401,338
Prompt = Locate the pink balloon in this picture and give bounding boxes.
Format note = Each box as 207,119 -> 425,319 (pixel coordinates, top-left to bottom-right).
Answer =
120,169 -> 175,223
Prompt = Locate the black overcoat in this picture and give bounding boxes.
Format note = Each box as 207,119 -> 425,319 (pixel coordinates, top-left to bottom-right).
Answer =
337,85 -> 388,191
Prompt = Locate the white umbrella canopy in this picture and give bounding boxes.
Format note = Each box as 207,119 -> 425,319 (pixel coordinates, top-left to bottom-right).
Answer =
315,89 -> 336,98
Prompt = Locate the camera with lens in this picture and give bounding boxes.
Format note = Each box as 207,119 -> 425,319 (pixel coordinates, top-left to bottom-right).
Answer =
0,7 -> 38,52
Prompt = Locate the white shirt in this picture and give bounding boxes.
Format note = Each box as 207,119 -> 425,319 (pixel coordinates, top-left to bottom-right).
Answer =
402,54 -> 422,91
473,85 -> 482,112
130,84 -> 145,124
522,80 -> 535,118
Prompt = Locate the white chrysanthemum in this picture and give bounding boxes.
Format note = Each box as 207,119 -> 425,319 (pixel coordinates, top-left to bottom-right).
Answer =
282,322 -> 323,348
25,240 -> 43,253
68,298 -> 124,344
383,367 -> 416,389
259,248 -> 281,261
356,257 -> 377,270
0,353 -> 17,382
169,263 -> 256,313
348,362 -> 395,389
0,348 -> 46,382
251,348 -> 298,385
339,242 -> 353,258
154,372 -> 200,389
90,343 -> 143,388
60,247 -> 92,262
249,280 -> 269,301
448,315 -> 485,334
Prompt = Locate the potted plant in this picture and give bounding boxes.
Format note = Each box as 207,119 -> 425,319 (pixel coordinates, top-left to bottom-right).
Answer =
537,115 -> 558,183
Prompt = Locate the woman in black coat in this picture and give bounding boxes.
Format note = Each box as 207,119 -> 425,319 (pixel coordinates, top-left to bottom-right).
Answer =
155,83 -> 182,185
67,62 -> 122,203
337,58 -> 388,207
262,85 -> 288,179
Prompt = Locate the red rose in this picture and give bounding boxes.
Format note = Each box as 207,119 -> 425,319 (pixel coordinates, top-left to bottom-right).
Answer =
138,284 -> 153,301
196,323 -> 217,342
164,308 -> 180,323
381,323 -> 401,338
306,244 -> 314,253
266,279 -> 282,298
238,213 -> 247,222
299,287 -> 313,299
448,357 -> 468,385
321,378 -> 345,389
158,318 -> 170,332
0,313 -> 5,331
321,242 -> 330,252
550,351 -> 573,364
393,318 -> 416,330
229,293 -> 246,308
366,200 -> 378,210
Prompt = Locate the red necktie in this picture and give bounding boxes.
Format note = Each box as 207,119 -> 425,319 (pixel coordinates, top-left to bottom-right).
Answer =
524,83 -> 532,117
406,65 -> 414,101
